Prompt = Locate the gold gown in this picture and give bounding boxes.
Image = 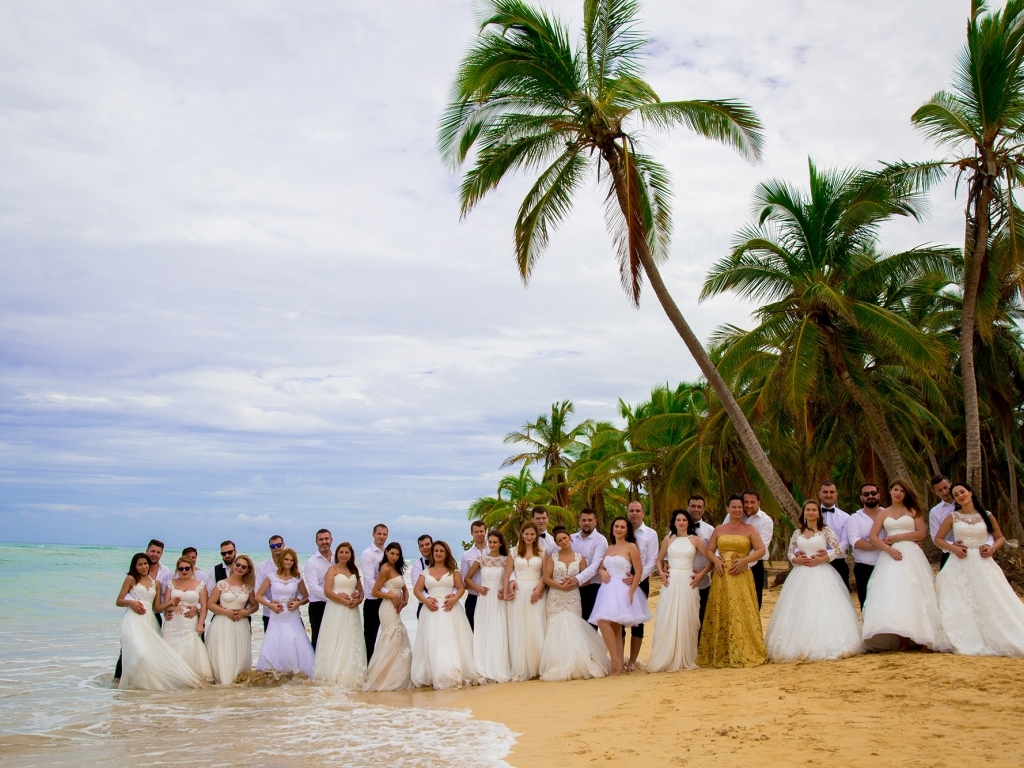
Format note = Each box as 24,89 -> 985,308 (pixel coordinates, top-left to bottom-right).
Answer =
696,534 -> 767,668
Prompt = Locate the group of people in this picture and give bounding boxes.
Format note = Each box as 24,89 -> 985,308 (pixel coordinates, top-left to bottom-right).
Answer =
112,475 -> 1024,692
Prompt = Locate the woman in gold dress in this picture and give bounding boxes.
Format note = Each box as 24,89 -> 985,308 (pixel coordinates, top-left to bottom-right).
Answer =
697,494 -> 768,667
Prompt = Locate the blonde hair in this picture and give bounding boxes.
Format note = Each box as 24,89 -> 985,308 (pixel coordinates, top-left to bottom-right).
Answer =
516,522 -> 543,559
234,554 -> 256,590
276,547 -> 301,578
173,556 -> 195,579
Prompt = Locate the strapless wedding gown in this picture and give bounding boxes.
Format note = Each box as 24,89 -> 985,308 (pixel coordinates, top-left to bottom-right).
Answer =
256,575 -> 316,676
765,531 -> 864,662
539,553 -> 610,681
507,554 -> 547,681
936,513 -> 1024,656
411,571 -> 482,689
314,573 -> 367,689
119,581 -> 205,690
589,554 -> 652,626
648,537 -> 700,672
362,575 -> 412,691
472,556 -> 511,683
206,581 -> 253,684
161,583 -> 214,681
862,516 -> 950,651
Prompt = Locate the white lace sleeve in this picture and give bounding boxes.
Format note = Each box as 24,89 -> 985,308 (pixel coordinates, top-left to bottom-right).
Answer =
787,531 -> 800,564
823,527 -> 843,561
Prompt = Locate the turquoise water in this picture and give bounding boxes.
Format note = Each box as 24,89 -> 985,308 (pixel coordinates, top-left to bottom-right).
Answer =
0,543 -> 514,766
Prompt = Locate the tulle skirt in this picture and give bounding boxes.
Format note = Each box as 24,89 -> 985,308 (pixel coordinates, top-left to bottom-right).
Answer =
507,578 -> 547,681
862,542 -> 950,652
936,550 -> 1024,657
206,614 -> 252,684
411,600 -> 482,690
119,609 -> 206,691
256,609 -> 316,677
589,579 -> 652,627
314,601 -> 367,690
472,590 -> 511,683
161,611 -> 214,681
539,611 -> 610,681
647,572 -> 700,672
765,563 -> 864,662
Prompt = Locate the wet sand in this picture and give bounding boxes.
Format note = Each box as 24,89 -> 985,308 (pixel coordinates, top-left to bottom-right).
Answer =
389,576 -> 1024,768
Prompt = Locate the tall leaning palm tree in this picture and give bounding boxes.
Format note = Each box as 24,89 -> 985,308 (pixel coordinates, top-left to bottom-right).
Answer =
910,0 -> 1024,492
439,0 -> 800,519
701,161 -> 957,495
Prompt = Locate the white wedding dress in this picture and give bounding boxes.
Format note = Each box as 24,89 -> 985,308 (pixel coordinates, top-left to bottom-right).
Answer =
861,516 -> 951,652
256,575 -> 316,677
362,575 -> 412,691
648,537 -> 700,672
539,552 -> 610,681
314,573 -> 367,689
507,554 -> 547,681
411,571 -> 482,689
119,580 -> 205,690
471,555 -> 511,683
765,530 -> 864,662
206,580 -> 253,684
589,555 -> 652,626
161,583 -> 214,681
936,512 -> 1024,656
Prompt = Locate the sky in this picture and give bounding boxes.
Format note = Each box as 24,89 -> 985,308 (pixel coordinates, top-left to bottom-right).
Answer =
0,0 -> 973,554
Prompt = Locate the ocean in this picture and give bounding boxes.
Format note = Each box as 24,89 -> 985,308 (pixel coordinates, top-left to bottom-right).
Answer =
0,543 -> 515,767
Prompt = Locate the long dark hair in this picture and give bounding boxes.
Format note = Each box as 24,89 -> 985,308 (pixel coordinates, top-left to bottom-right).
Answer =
379,542 -> 406,575
951,482 -> 995,534
487,530 -> 509,556
430,540 -> 459,573
889,479 -> 922,518
799,499 -> 823,534
608,516 -> 636,544
669,509 -> 696,537
334,542 -> 360,577
128,552 -> 150,582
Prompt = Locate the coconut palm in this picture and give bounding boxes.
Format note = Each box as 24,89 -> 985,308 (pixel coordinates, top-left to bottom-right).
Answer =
910,0 -> 1024,492
439,0 -> 801,519
502,399 -> 590,507
701,161 -> 957,495
467,466 -> 572,541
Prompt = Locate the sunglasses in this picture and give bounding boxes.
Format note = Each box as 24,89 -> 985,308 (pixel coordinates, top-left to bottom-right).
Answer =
234,563 -> 249,571
177,566 -> 193,572
269,543 -> 283,550
220,550 -> 235,557
862,491 -> 879,496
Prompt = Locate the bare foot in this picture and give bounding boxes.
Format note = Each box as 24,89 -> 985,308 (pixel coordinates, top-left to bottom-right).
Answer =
625,661 -> 637,672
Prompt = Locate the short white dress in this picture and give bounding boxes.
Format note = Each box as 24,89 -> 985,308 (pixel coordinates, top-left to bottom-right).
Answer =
589,554 -> 652,626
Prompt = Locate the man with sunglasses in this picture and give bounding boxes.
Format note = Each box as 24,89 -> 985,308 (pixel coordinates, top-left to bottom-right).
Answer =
255,535 -> 287,632
847,483 -> 884,609
214,540 -> 236,582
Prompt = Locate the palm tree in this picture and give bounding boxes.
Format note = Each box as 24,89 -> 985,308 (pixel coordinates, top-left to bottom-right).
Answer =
701,161 -> 957,495
502,399 -> 590,507
910,0 -> 1024,492
439,0 -> 801,519
467,466 -> 572,541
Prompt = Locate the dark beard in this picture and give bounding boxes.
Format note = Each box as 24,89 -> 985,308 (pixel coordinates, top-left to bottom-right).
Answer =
864,500 -> 879,508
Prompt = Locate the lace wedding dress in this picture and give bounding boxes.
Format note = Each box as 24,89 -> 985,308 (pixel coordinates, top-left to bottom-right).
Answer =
765,530 -> 864,662
589,554 -> 652,626
119,580 -> 205,690
696,534 -> 767,668
472,555 -> 511,683
539,552 -> 609,681
935,512 -> 1024,656
411,571 -> 482,689
861,515 -> 950,652
256,575 -> 316,677
314,573 -> 367,689
362,575 -> 412,691
206,581 -> 253,684
647,536 -> 700,672
161,583 -> 214,681
507,554 -> 547,681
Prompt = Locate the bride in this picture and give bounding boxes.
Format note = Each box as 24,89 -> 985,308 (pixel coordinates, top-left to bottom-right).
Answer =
115,552 -> 205,690
862,480 -> 950,652
934,483 -> 1024,656
206,553 -> 257,684
255,548 -> 316,677
157,557 -> 214,681
538,526 -> 609,681
362,542 -> 412,691
464,531 -> 511,683
314,542 -> 367,689
765,500 -> 864,662
503,522 -> 547,681
411,541 -> 481,689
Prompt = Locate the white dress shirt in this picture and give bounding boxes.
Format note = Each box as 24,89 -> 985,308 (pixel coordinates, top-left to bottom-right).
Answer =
820,506 -> 850,555
360,544 -> 385,600
536,530 -> 560,556
692,519 -> 715,589
410,555 -> 430,590
255,556 -> 279,617
847,509 -> 881,566
194,567 -> 216,596
458,543 -> 488,593
570,529 -> 608,586
304,551 -> 333,604
633,523 -> 659,581
743,510 -> 774,564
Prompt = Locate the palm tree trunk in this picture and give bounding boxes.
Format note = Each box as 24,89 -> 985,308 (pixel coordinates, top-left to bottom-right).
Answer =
962,182 -> 993,493
1002,413 -> 1023,542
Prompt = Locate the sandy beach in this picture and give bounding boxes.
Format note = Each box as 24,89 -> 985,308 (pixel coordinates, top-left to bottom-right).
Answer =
361,573 -> 1024,767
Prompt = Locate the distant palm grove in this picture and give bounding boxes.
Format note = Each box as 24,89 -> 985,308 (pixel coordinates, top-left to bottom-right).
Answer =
441,0 -> 1024,543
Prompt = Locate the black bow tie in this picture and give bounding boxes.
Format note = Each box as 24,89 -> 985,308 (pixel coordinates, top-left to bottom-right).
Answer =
540,533 -> 547,537
822,507 -> 835,512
